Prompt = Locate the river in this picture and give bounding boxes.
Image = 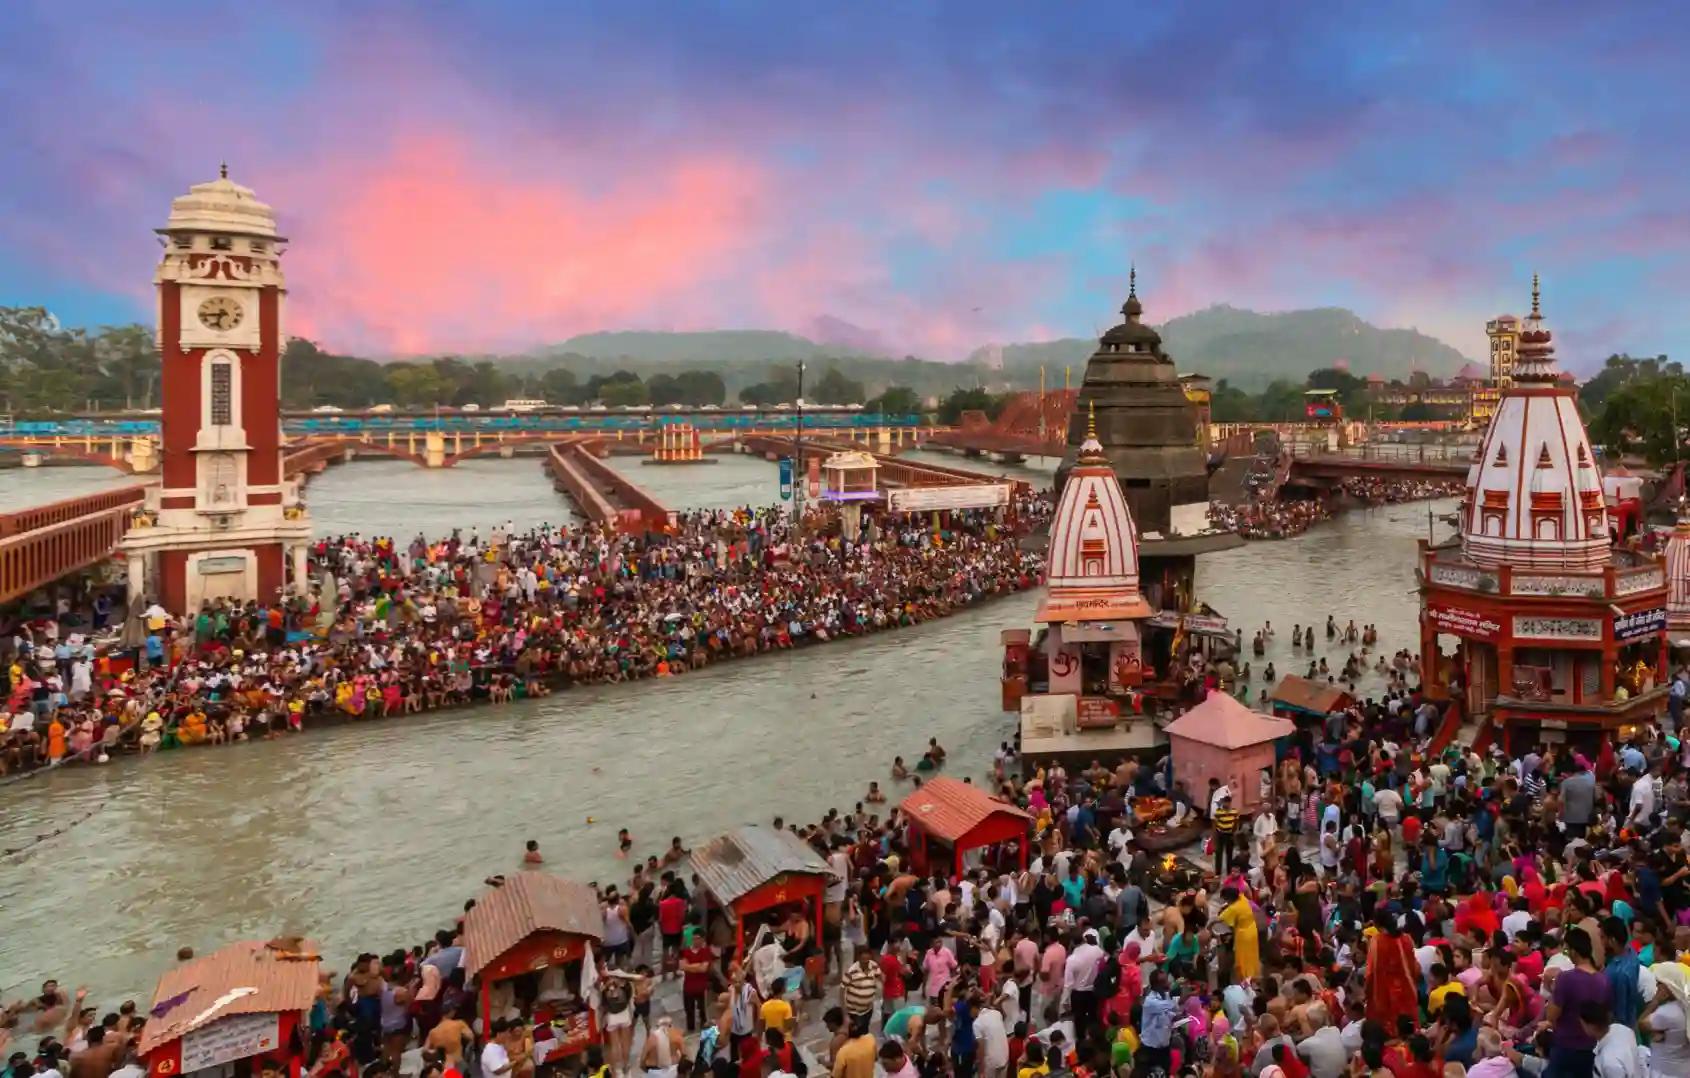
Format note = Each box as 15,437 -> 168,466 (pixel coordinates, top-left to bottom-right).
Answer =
0,457 -> 1454,1001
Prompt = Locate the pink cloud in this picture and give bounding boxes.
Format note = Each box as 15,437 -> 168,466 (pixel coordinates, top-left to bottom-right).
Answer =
274,133 -> 768,354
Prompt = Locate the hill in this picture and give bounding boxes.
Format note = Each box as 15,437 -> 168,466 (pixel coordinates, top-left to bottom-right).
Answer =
972,305 -> 1471,390
544,329 -> 861,364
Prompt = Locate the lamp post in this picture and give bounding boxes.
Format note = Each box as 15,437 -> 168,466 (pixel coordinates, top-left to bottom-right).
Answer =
792,361 -> 806,527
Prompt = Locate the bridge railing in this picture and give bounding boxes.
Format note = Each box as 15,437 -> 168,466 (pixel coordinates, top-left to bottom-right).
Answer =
1292,442 -> 1476,464
0,484 -> 146,539
0,486 -> 145,603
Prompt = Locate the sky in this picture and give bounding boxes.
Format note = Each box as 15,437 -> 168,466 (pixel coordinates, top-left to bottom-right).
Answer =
1,1 -> 1687,369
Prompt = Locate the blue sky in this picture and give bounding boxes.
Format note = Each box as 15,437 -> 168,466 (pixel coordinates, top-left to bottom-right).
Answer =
2,1 -> 1687,369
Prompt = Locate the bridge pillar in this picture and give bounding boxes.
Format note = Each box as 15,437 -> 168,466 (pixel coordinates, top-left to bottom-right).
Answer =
875,426 -> 892,453
424,431 -> 447,468
499,444 -> 515,459
128,437 -> 159,474
454,432 -> 463,454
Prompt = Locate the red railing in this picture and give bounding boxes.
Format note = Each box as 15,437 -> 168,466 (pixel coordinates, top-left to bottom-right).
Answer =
0,487 -> 145,603
0,485 -> 146,539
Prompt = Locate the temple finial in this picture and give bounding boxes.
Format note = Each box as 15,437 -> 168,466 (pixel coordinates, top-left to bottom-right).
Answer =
1128,264 -> 1137,300
1531,272 -> 1540,318
1087,399 -> 1097,441
219,161 -> 228,180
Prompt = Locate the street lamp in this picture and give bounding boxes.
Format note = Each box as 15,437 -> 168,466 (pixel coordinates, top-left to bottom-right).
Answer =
793,361 -> 806,526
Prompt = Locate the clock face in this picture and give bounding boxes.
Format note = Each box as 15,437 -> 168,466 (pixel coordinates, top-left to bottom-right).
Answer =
197,295 -> 244,332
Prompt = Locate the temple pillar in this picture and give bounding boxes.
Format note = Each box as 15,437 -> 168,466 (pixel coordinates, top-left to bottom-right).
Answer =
290,543 -> 310,596
126,552 -> 147,605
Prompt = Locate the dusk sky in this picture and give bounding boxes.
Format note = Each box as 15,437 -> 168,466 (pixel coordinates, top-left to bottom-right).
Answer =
2,1 -> 1686,369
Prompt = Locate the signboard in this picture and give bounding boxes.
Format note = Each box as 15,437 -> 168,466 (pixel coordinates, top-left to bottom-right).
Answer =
1615,606 -> 1668,642
180,1013 -> 281,1073
1514,615 -> 1603,642
196,555 -> 247,576
1429,563 -> 1497,591
1146,611 -> 1229,634
1426,603 -> 1501,642
1076,696 -> 1120,729
1512,573 -> 1605,598
884,484 -> 1013,513
778,458 -> 793,501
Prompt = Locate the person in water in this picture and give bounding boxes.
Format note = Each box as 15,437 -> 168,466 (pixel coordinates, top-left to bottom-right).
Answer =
892,756 -> 909,780
522,839 -> 543,864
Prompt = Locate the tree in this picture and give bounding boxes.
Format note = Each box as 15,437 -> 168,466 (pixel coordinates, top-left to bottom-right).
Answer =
1588,371 -> 1690,465
600,377 -> 649,407
537,367 -> 579,404
1579,353 -> 1677,413
812,366 -> 866,405
1207,378 -> 1255,422
385,363 -> 448,407
937,387 -> 1003,425
864,385 -> 921,415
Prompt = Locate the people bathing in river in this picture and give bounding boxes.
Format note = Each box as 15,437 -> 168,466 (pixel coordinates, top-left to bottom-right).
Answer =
1209,477 -> 1463,540
0,497 -> 1046,778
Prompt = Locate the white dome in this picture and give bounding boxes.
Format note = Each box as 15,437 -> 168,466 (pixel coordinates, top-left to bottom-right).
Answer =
158,167 -> 279,239
1036,437 -> 1152,623
1461,282 -> 1610,570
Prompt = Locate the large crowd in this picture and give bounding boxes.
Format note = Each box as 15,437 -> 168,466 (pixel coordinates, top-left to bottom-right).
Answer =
0,499 -> 1046,776
6,588 -> 1687,1078
1209,479 -> 1464,541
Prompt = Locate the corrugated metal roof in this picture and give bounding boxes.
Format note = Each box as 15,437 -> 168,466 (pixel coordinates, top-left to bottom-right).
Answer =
462,872 -> 606,979
139,940 -> 321,1055
899,777 -> 1031,844
1163,693 -> 1296,749
1268,675 -> 1353,716
688,825 -> 833,907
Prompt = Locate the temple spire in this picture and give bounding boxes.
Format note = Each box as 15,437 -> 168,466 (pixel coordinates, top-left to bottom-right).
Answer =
1530,272 -> 1540,318
1122,265 -> 1144,323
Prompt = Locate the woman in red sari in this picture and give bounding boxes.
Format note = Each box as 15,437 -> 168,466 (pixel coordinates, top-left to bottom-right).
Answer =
1364,910 -> 1419,1029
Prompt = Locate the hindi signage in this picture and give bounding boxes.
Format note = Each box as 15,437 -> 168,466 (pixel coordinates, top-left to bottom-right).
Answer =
1426,603 -> 1501,642
1076,696 -> 1121,729
1615,606 -> 1668,642
885,484 -> 1012,513
1514,615 -> 1603,642
778,458 -> 793,501
180,1013 -> 281,1073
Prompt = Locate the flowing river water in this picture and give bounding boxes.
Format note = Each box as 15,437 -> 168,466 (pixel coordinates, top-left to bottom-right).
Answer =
0,456 -> 1454,1001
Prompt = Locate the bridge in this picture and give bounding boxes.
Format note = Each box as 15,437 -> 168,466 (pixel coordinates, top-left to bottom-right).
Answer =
925,390 -> 1075,461
0,485 -> 147,604
544,443 -> 673,533
1285,442 -> 1473,485
739,433 -> 1031,497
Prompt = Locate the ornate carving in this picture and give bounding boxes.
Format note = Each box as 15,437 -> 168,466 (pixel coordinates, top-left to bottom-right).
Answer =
1511,573 -> 1604,598
1513,615 -> 1602,641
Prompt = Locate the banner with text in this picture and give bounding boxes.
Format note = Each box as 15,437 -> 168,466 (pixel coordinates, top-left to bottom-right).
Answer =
1615,606 -> 1668,643
1426,602 -> 1502,642
885,484 -> 1012,513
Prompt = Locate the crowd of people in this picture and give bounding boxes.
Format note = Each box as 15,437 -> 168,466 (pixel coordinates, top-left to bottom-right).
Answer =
0,499 -> 1046,778
1209,479 -> 1463,541
9,585 -> 1688,1078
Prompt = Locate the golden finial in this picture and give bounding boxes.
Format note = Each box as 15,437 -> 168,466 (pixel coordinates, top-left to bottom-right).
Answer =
1531,272 -> 1540,317
1087,399 -> 1098,441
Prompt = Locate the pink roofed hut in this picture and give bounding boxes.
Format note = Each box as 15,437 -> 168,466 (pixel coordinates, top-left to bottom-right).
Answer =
1163,692 -> 1294,814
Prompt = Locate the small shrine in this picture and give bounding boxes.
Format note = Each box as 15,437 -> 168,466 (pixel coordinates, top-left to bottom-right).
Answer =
1007,408 -> 1161,773
819,451 -> 880,540
1163,692 -> 1294,815
646,423 -> 712,465
1419,278 -> 1669,752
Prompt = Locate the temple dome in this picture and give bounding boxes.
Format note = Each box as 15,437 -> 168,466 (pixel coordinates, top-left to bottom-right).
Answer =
158,166 -> 280,239
1037,416 -> 1153,623
1461,278 -> 1609,570
1669,511 -> 1690,633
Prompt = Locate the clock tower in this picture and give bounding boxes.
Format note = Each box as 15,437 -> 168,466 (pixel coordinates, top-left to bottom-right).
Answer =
122,166 -> 312,613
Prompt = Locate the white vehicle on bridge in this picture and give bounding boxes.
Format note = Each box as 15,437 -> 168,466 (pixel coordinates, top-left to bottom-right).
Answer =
502,399 -> 548,412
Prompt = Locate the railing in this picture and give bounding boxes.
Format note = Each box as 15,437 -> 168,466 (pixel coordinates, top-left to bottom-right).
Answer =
1291,443 -> 1476,464
0,485 -> 146,539
0,487 -> 145,603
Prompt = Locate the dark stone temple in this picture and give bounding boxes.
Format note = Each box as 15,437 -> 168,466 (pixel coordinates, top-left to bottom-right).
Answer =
1057,271 -> 1240,613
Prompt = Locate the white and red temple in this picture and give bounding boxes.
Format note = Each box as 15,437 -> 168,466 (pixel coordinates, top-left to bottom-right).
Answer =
122,168 -> 312,612
1004,412 -> 1155,751
1419,278 -> 1668,752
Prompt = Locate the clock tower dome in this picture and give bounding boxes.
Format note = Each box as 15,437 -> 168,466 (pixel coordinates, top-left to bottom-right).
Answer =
122,166 -> 312,613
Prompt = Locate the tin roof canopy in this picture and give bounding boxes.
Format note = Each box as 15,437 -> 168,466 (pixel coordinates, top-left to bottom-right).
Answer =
139,941 -> 321,1055
688,825 -> 834,908
462,872 -> 606,979
899,776 -> 1031,845
1268,674 -> 1355,717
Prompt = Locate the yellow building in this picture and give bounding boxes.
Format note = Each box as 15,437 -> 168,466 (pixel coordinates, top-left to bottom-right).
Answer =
1475,312 -> 1523,426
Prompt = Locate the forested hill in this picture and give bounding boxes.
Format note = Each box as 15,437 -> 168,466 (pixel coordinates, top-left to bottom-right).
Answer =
969,305 -> 1470,389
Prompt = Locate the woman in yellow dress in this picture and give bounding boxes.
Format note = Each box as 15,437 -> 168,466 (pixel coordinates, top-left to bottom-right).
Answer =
1217,885 -> 1261,982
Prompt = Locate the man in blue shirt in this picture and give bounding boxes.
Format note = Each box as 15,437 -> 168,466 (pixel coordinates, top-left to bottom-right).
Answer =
1601,916 -> 1642,1027
1138,971 -> 1179,1075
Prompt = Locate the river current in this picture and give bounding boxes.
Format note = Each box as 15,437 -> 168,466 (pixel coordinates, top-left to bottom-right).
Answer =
0,456 -> 1453,1000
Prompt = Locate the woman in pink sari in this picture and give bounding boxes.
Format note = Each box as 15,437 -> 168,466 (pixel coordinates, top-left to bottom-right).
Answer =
1100,942 -> 1144,1025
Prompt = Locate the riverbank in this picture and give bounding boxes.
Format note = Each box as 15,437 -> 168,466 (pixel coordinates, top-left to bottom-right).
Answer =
0,571 -> 1039,786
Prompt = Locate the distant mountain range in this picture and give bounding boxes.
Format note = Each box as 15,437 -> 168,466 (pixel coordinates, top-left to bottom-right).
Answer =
964,305 -> 1470,390
522,306 -> 1470,394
